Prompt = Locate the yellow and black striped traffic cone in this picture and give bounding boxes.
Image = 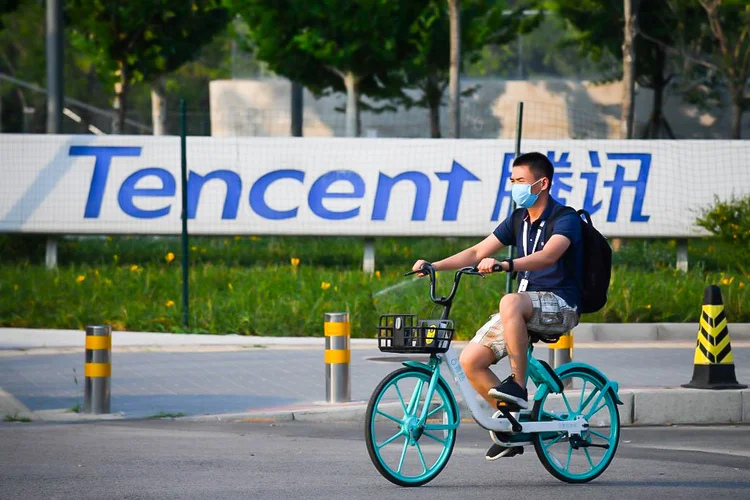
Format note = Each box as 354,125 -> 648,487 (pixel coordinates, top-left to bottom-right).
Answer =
683,285 -> 746,390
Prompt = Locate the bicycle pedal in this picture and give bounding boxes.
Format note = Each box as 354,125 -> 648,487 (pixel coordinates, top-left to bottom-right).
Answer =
496,405 -> 523,433
496,401 -> 521,412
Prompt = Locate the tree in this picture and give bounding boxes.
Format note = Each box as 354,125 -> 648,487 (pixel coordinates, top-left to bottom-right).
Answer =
448,0 -> 460,138
400,0 -> 540,138
549,0 -> 688,139
621,0 -> 639,138
66,0 -> 229,134
697,0 -> 749,139
0,0 -> 20,29
637,0 -> 749,139
228,0 -> 422,137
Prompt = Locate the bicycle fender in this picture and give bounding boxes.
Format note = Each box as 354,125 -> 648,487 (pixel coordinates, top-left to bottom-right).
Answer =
402,361 -> 462,419
534,362 -> 623,405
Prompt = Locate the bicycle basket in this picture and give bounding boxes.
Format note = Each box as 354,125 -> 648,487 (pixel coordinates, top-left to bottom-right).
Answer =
377,314 -> 454,354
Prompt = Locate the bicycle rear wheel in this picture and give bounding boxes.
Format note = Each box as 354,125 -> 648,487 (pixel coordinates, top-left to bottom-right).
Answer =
364,367 -> 458,487
532,366 -> 620,483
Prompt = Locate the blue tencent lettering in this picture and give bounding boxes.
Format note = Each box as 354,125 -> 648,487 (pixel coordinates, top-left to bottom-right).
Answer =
70,146 -> 142,218
308,170 -> 365,220
603,153 -> 651,222
582,151 -> 604,215
435,161 -> 480,221
547,151 -> 573,204
249,170 -> 304,220
372,171 -> 431,221
118,168 -> 175,219
188,170 -> 241,219
491,153 -> 516,221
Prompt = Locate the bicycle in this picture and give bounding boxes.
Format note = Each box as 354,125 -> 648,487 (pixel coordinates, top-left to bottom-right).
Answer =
364,263 -> 623,486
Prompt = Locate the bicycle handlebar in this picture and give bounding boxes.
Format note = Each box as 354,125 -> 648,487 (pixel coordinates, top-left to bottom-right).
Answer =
405,262 -> 505,307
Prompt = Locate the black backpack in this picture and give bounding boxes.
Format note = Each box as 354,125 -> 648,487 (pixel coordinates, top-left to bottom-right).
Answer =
510,206 -> 612,314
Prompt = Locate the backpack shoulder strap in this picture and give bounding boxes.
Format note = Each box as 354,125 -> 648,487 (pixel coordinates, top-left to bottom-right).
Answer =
510,208 -> 526,239
544,205 -> 579,240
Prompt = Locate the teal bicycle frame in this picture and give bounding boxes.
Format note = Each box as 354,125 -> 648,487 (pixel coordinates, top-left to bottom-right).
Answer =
400,345 -> 620,439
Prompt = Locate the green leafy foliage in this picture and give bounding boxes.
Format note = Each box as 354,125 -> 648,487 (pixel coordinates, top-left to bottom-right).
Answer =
0,0 -> 20,30
395,0 -> 541,136
1,235 -> 748,337
65,0 -> 229,123
696,195 -> 750,262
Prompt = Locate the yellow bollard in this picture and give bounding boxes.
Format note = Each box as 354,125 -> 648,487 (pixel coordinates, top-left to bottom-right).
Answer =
324,313 -> 351,403
84,325 -> 111,413
548,332 -> 573,388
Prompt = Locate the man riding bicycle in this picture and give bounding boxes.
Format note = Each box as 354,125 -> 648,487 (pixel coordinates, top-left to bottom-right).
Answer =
412,152 -> 583,461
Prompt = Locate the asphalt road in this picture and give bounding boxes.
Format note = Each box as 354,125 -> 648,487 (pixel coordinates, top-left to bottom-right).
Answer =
1,420 -> 749,500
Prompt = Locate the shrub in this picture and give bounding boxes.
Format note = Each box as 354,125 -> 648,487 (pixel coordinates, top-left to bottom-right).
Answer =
696,195 -> 750,247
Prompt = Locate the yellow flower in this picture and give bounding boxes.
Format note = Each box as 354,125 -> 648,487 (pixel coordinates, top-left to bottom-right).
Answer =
321,282 -> 331,291
234,236 -> 241,241
200,248 -> 207,255
721,277 -> 734,285
13,284 -> 19,291
76,275 -> 86,283
251,236 -> 261,241
166,252 -> 175,263
334,286 -> 338,291
130,265 -> 139,272
165,300 -> 175,307
228,283 -> 234,291
375,270 -> 381,279
191,246 -> 197,251
739,282 -> 745,288
290,257 -> 300,267
646,304 -> 651,309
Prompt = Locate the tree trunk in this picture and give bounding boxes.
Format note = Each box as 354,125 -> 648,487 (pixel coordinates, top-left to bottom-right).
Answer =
730,97 -> 743,139
290,80 -> 303,137
425,76 -> 443,138
643,50 -> 667,139
429,103 -> 441,139
621,0 -> 638,139
343,72 -> 360,137
151,77 -> 167,136
448,0 -> 461,139
112,63 -> 128,134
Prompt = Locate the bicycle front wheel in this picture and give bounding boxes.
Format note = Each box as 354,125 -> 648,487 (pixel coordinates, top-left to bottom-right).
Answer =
532,366 -> 620,483
364,367 -> 458,487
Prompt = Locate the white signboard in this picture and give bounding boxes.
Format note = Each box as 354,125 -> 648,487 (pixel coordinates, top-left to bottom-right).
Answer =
1,135 -> 748,237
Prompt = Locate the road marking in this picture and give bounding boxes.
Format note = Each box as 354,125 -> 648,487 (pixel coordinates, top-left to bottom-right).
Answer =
626,444 -> 750,458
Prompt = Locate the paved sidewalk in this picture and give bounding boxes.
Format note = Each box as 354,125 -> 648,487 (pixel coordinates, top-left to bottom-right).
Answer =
2,342 -> 749,419
2,328 -> 750,424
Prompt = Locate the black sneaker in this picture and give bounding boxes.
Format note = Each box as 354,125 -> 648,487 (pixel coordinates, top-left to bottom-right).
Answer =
486,443 -> 524,461
488,375 -> 528,409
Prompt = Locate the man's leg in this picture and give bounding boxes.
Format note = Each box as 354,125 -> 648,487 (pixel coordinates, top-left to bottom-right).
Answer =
498,293 -> 534,387
459,343 -> 500,405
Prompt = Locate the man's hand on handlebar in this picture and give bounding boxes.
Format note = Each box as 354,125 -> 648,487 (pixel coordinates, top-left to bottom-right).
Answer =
477,258 -> 507,274
410,259 -> 434,277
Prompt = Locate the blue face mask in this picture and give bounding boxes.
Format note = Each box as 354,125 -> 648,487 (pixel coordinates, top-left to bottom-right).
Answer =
511,178 -> 544,208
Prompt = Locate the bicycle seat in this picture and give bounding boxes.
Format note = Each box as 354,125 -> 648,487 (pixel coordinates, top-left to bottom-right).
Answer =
528,330 -> 562,344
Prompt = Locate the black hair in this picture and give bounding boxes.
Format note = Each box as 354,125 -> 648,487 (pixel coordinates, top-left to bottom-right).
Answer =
512,152 -> 554,183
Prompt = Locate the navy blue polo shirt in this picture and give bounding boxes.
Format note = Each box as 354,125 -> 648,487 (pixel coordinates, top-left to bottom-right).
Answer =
493,197 -> 583,310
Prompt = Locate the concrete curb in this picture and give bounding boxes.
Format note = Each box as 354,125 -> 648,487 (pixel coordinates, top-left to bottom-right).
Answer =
2,323 -> 750,350
180,388 -> 750,427
571,323 -> 750,342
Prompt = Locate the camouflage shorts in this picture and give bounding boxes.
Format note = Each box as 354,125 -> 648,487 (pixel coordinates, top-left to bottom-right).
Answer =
471,291 -> 579,363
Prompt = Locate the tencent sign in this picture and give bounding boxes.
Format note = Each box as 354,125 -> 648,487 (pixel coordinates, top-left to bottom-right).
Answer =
2,136 -> 746,237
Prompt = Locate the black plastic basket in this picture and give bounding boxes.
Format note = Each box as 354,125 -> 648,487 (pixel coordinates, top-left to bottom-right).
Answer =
377,314 -> 454,354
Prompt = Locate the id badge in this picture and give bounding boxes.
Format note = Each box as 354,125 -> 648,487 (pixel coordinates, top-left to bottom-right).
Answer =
517,278 -> 529,292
